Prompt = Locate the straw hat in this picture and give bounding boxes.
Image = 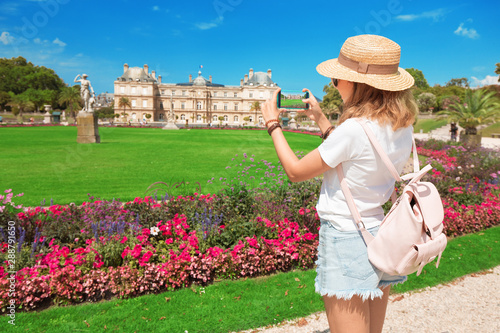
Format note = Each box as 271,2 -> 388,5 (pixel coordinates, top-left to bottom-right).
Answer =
316,35 -> 414,91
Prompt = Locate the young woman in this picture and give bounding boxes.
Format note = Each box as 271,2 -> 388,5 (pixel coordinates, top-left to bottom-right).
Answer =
260,34 -> 418,333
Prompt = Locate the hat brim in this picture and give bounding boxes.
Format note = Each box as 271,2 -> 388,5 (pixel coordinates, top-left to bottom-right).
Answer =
316,58 -> 414,91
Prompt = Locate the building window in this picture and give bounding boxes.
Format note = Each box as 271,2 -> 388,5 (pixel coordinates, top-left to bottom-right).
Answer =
131,113 -> 137,119
223,115 -> 228,122
181,102 -> 185,109
181,114 -> 185,120
258,116 -> 263,124
214,92 -> 217,97
234,92 -> 238,98
171,102 -> 175,109
249,92 -> 253,98
213,115 -> 218,122
171,90 -> 176,96
213,104 -> 217,110
196,102 -> 202,110
159,113 -> 164,121
259,92 -> 264,98
161,90 -> 165,95
182,90 -> 186,96
132,99 -> 136,107
234,104 -> 238,111
131,87 -> 136,94
142,100 -> 147,107
196,114 -> 202,122
249,116 -> 253,122
224,92 -> 228,97
234,115 -> 239,123
159,102 -> 164,110
120,86 -> 125,93
224,103 -> 228,111
142,87 -> 147,95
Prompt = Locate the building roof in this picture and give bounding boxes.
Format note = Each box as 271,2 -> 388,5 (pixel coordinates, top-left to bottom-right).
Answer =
176,71 -> 225,87
245,71 -> 276,87
118,67 -> 156,82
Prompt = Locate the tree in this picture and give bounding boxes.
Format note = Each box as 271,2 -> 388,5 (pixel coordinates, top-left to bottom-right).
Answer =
23,88 -> 46,113
58,86 -> 81,119
249,101 -> 260,123
437,89 -> 500,135
446,78 -> 470,88
0,91 -> 10,112
405,68 -> 430,89
495,63 -> 500,82
440,95 -> 460,110
7,92 -> 34,118
218,115 -> 224,127
416,92 -> 437,113
320,82 -> 343,119
117,97 -> 131,118
94,105 -> 115,119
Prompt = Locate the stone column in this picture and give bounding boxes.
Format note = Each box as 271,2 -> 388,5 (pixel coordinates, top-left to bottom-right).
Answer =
77,112 -> 100,143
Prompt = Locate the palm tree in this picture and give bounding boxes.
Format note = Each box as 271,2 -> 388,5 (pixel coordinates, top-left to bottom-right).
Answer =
7,92 -> 34,119
117,97 -> 131,119
250,101 -> 260,125
58,86 -> 81,120
437,89 -> 500,135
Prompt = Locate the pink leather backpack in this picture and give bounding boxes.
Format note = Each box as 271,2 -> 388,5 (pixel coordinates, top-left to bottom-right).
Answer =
336,120 -> 447,276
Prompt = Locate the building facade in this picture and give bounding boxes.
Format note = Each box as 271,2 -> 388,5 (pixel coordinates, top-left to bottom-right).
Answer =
113,64 -> 278,126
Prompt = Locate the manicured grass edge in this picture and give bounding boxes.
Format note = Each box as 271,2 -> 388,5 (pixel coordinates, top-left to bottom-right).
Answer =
1,226 -> 499,332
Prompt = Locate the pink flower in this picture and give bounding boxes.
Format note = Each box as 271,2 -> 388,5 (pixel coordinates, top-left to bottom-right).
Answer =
120,236 -> 128,244
141,251 -> 153,263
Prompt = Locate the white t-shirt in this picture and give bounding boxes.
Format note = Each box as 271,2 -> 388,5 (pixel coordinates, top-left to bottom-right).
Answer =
316,118 -> 413,231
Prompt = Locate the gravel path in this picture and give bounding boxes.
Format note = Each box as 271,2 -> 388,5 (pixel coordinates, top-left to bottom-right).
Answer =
238,266 -> 500,333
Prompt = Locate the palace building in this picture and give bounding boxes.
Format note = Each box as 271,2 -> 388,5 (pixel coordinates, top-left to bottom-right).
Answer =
113,64 -> 278,126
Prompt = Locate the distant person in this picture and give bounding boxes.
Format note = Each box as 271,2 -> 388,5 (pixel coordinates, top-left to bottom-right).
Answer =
450,122 -> 458,142
261,34 -> 417,333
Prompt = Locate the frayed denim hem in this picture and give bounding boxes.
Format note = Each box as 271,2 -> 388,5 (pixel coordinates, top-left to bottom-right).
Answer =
378,276 -> 408,289
315,282 -> 384,301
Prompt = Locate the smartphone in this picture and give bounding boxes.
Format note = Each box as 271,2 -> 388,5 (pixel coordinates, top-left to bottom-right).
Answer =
277,90 -> 309,110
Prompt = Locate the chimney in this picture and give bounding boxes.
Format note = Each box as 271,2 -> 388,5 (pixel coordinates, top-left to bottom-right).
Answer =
151,70 -> 156,79
240,79 -> 243,86
158,75 -> 162,84
143,64 -> 148,74
189,74 -> 192,83
123,63 -> 129,73
209,75 -> 212,83
249,68 -> 253,79
244,74 -> 248,83
267,69 -> 272,79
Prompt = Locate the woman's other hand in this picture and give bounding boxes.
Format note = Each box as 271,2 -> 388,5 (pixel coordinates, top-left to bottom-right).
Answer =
299,88 -> 324,123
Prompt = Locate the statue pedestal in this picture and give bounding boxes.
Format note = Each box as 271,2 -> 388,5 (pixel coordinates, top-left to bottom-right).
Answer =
77,112 -> 100,143
162,122 -> 179,130
289,119 -> 298,130
43,112 -> 52,124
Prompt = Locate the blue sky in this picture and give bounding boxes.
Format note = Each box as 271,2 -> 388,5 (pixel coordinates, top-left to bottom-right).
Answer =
0,0 -> 499,98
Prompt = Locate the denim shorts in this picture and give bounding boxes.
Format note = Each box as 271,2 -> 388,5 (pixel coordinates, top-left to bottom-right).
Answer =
315,220 -> 406,301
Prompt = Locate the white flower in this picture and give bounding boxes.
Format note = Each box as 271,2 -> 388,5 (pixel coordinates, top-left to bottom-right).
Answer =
150,226 -> 160,236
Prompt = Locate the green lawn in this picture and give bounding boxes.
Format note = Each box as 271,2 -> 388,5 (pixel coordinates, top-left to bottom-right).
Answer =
2,226 -> 498,333
413,118 -> 448,133
480,122 -> 500,137
0,126 -> 319,207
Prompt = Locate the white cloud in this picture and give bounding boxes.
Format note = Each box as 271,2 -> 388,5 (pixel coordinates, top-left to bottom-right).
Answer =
396,8 -> 447,22
53,37 -> 66,47
454,22 -> 479,39
471,75 -> 499,87
195,17 -> 223,30
152,5 -> 159,11
0,31 -> 15,45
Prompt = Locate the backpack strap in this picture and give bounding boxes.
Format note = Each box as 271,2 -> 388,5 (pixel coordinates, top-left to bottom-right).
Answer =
336,119 -> 420,244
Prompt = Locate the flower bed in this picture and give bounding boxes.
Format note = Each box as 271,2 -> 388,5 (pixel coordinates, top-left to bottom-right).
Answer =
0,140 -> 499,313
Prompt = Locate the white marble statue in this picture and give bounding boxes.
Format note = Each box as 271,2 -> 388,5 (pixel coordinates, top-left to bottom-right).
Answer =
74,74 -> 94,112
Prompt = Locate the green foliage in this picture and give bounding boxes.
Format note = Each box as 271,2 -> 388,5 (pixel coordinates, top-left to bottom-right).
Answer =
405,68 -> 430,89
320,81 -> 342,118
0,56 -> 64,95
446,77 -> 470,88
58,86 -> 81,117
437,88 -> 500,134
94,105 -> 115,119
416,92 -> 437,112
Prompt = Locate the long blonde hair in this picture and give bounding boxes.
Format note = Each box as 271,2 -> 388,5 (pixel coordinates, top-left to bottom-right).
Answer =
338,82 -> 417,130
